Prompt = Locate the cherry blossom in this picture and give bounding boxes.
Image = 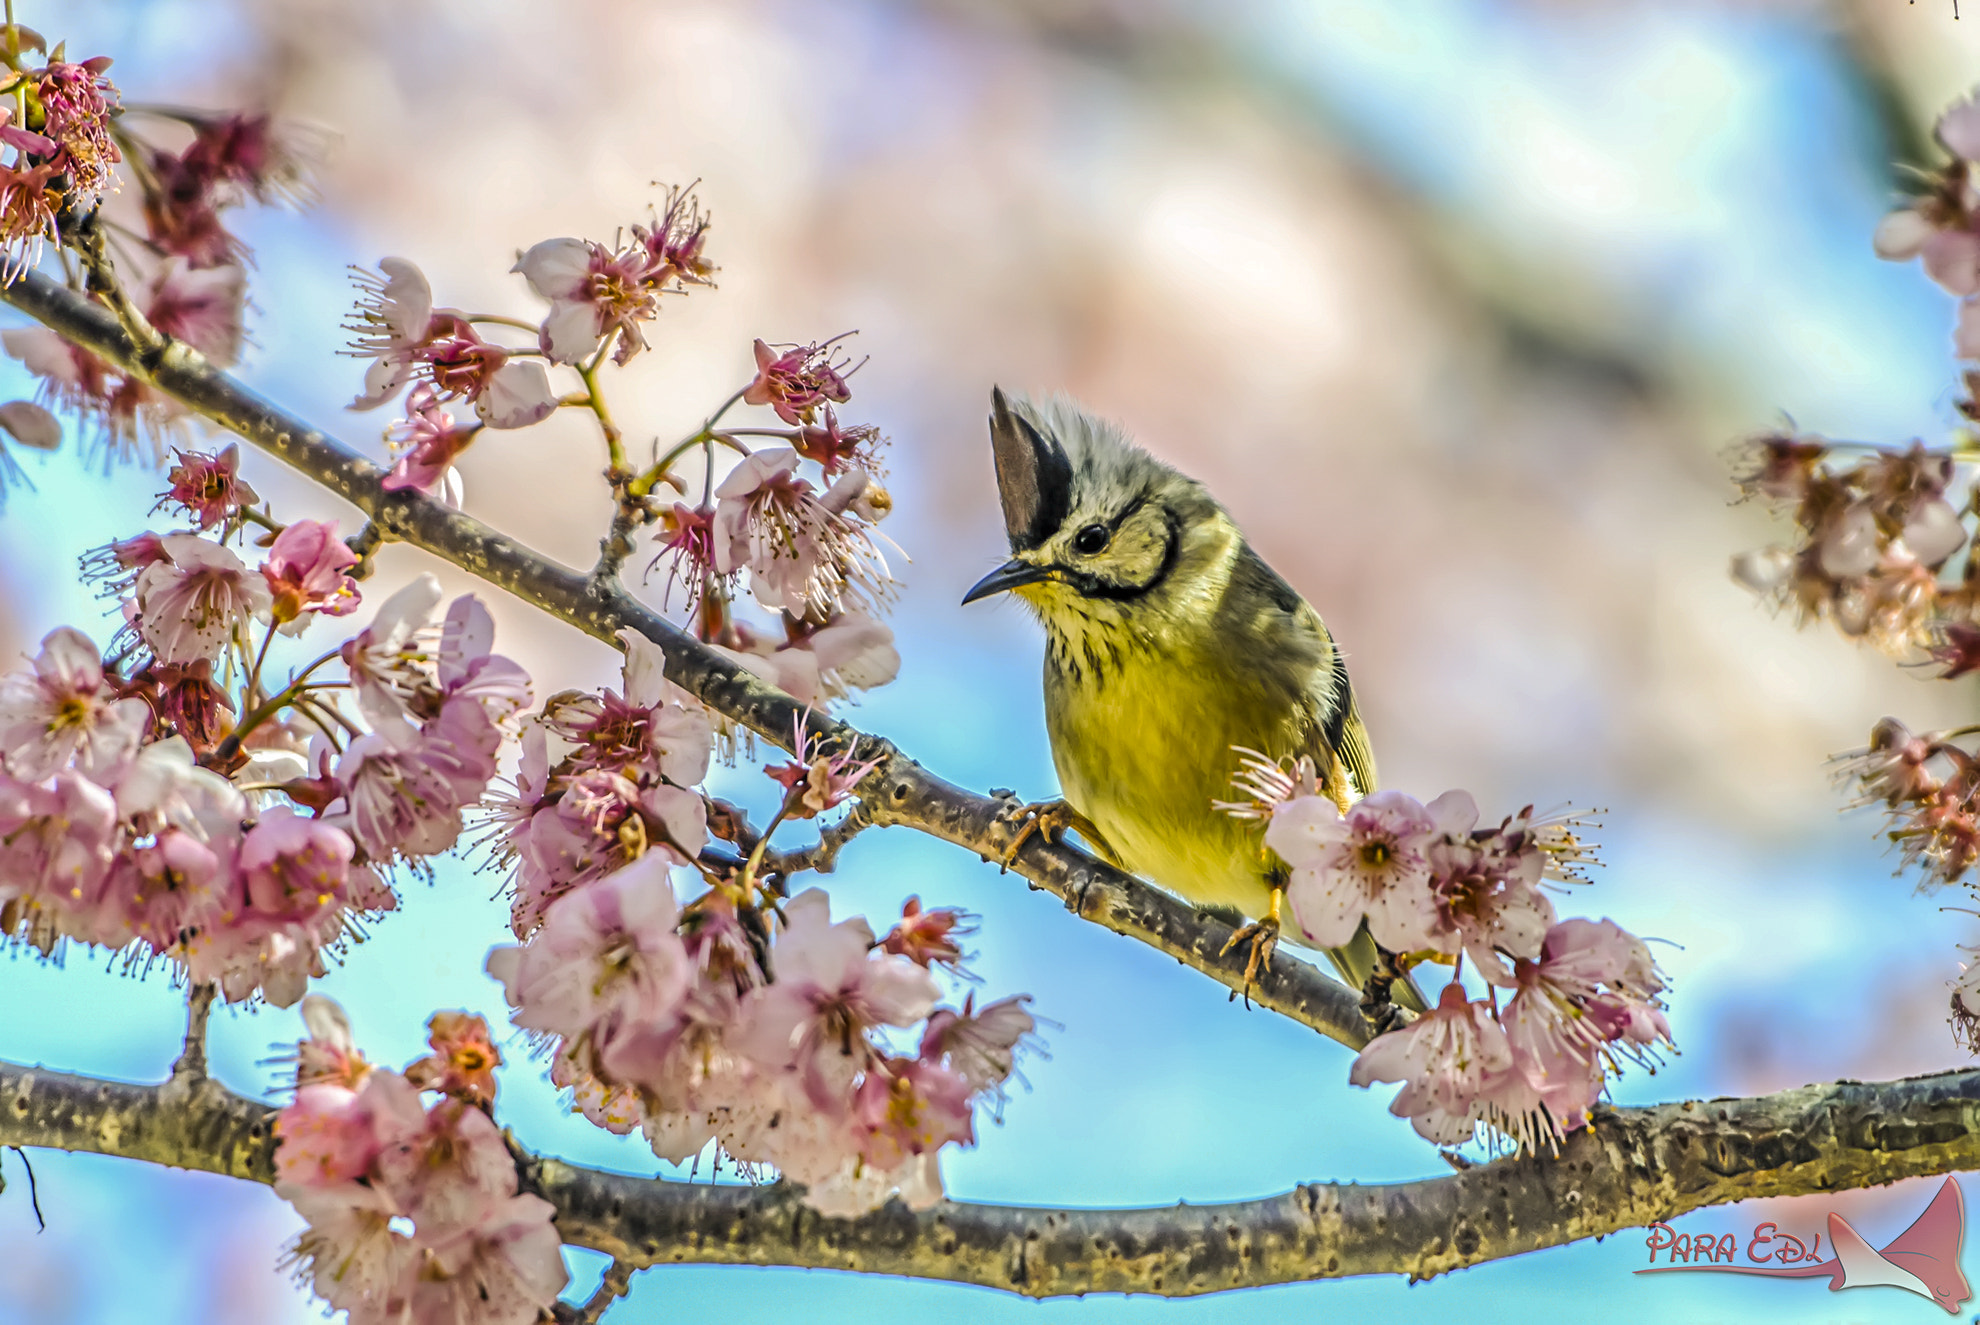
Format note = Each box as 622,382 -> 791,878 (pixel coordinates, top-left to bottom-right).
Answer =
405,1011 -> 502,1105
514,236 -> 663,365
919,993 -> 1036,1101
882,897 -> 975,971
384,386 -> 479,500
1421,791 -> 1556,984
0,626 -> 148,780
158,444 -> 257,530
1349,982 -> 1513,1146
237,809 -> 356,925
0,158 -> 60,281
402,1194 -> 569,1325
261,518 -> 360,629
337,697 -> 501,861
742,337 -> 854,425
712,446 -> 890,619
132,533 -> 272,664
34,57 -> 122,208
1271,788 -> 1439,952
485,851 -> 693,1055
340,574 -> 445,728
345,258 -> 439,408
737,888 -> 941,1109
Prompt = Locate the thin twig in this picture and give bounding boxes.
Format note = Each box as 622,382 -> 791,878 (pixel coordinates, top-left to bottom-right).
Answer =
553,1259 -> 636,1323
6,1145 -> 42,1231
765,802 -> 874,876
171,983 -> 217,1082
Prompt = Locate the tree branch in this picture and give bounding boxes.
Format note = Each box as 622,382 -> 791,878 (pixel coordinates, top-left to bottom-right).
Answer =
4,1058 -> 1980,1297
0,268 -> 1376,1051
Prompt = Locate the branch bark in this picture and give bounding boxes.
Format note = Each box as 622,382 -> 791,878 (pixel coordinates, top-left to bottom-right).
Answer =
5,1058 -> 1980,1297
0,268 -> 1376,1051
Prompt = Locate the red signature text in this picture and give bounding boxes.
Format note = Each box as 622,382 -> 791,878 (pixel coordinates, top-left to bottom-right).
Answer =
1643,1221 -> 1825,1266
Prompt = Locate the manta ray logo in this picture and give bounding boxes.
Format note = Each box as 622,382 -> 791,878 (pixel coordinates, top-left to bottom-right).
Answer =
1634,1177 -> 1970,1314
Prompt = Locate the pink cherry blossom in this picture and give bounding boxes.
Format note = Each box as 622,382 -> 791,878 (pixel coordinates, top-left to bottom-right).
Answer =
508,770 -> 706,934
146,259 -> 247,369
882,897 -> 975,971
340,575 -> 444,728
345,258 -> 438,409
34,58 -> 122,208
436,595 -> 531,720
372,1098 -> 520,1230
1271,789 -> 1439,952
278,1180 -> 416,1321
793,407 -> 884,477
336,697 -> 500,860
1420,791 -> 1556,984
633,183 -> 716,290
553,1045 -> 645,1135
648,502 -> 719,607
159,444 -> 257,530
402,1193 -> 569,1325
406,1011 -> 503,1105
1349,982 -> 1512,1146
80,531 -> 171,600
106,825 -> 232,952
750,611 -> 901,707
712,447 -> 890,619
113,736 -> 248,841
239,809 -> 356,924
0,626 -> 148,780
133,533 -> 272,664
1939,90 -> 1980,163
513,236 -> 662,365
297,993 -> 372,1089
486,851 -> 693,1053
384,385 -> 478,499
737,888 -> 941,1109
0,159 -> 59,282
261,519 -> 360,629
274,1069 -> 425,1188
765,714 -> 878,818
1922,227 -> 1980,299
742,337 -> 855,425
0,770 -> 119,933
854,1055 -> 974,1173
1497,919 -> 1672,1143
919,994 -> 1036,1100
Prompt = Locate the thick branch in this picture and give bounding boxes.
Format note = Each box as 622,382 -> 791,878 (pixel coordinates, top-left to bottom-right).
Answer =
5,1058 -> 1980,1296
0,269 -> 1375,1050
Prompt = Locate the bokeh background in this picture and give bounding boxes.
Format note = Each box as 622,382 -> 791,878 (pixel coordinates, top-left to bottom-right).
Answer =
3,0 -> 1979,1321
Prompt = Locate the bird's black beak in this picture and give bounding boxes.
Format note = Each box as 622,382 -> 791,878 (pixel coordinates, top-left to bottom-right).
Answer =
962,558 -> 1054,605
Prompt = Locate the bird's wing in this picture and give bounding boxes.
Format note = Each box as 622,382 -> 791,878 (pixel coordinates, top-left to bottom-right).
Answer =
1298,601 -> 1377,801
1219,543 -> 1378,800
1333,700 -> 1379,800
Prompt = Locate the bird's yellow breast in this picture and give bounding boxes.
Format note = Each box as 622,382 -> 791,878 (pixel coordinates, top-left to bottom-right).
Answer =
1044,632 -> 1303,920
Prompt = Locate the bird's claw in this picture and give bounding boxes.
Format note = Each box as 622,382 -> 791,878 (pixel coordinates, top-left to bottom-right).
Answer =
996,799 -> 1113,872
1220,914 -> 1280,1003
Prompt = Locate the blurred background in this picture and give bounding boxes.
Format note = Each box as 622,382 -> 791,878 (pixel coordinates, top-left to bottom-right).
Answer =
3,0 -> 1979,1320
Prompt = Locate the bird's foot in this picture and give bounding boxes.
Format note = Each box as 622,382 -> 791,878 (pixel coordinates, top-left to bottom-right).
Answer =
994,798 -> 1114,872
1219,913 -> 1279,1004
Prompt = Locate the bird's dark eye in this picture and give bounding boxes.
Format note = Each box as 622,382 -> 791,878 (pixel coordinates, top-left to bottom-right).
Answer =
1072,523 -> 1110,555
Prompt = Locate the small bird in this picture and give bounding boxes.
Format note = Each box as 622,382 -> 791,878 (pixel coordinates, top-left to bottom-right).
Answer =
963,388 -> 1417,1010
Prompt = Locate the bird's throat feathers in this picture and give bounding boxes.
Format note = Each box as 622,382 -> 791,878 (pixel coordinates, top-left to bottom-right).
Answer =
1023,516 -> 1243,687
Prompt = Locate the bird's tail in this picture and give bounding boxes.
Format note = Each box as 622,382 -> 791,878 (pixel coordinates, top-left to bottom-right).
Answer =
1325,924 -> 1429,1017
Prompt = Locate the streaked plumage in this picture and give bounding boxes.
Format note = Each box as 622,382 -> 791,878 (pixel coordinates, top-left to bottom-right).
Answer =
965,390 -> 1397,997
